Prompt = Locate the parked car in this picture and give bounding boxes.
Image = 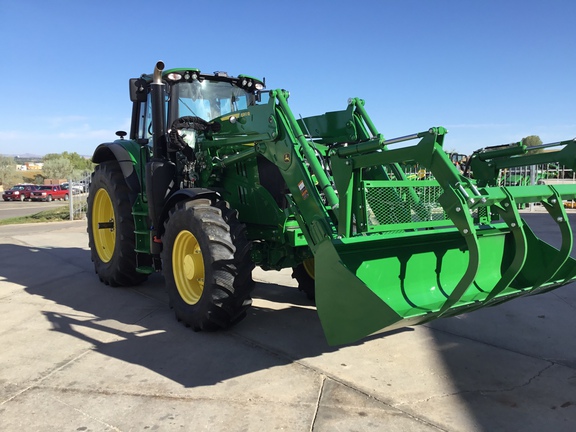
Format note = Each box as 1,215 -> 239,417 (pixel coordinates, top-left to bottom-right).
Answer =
61,182 -> 83,194
2,184 -> 39,201
76,181 -> 89,193
78,179 -> 89,192
30,185 -> 69,202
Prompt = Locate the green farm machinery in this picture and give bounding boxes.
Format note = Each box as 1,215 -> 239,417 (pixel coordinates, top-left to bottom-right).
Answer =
88,61 -> 576,345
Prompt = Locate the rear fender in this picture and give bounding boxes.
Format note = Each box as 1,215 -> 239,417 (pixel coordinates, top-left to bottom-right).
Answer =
156,188 -> 221,237
92,142 -> 142,196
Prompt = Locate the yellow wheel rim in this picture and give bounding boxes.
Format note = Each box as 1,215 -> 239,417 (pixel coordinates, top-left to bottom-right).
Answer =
303,257 -> 315,279
173,230 -> 205,305
92,188 -> 115,263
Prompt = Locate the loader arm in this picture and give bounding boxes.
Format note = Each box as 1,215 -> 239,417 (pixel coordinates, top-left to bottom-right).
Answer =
469,139 -> 576,186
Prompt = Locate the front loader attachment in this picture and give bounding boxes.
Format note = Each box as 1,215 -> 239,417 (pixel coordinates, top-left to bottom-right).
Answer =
293,101 -> 576,345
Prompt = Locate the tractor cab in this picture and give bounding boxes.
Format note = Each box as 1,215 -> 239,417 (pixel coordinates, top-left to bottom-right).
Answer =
168,76 -> 257,122
129,68 -> 265,146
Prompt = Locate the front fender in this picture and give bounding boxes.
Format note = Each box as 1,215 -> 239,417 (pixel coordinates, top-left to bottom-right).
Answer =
92,141 -> 143,195
157,188 -> 221,237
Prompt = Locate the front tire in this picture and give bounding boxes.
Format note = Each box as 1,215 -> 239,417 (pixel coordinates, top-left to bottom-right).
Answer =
87,160 -> 147,287
162,198 -> 255,331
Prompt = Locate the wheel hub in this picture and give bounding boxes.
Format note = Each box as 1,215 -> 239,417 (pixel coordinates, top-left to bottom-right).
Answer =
183,254 -> 195,279
92,188 -> 116,263
173,230 -> 205,305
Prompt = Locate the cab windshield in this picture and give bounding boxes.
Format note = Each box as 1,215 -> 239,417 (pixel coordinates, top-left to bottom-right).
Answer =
170,80 -> 253,123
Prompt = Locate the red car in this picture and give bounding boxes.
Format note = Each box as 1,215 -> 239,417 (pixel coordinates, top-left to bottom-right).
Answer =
2,184 -> 39,201
30,185 -> 69,202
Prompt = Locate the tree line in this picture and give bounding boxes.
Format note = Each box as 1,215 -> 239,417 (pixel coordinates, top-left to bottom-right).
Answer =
0,152 -> 94,188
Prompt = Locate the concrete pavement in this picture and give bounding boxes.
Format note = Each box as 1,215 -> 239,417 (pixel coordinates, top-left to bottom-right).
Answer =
0,218 -> 575,431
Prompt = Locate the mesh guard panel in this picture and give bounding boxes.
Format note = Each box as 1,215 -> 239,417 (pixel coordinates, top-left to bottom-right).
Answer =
363,180 -> 450,233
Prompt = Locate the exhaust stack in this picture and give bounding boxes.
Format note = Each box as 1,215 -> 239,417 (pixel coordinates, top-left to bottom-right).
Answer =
153,61 -> 164,84
146,61 -> 175,254
151,61 -> 166,158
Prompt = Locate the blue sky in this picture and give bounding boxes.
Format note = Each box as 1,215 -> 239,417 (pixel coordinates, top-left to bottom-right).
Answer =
1,0 -> 575,157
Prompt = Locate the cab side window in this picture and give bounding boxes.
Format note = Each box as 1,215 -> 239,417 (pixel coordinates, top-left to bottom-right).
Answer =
137,95 -> 153,142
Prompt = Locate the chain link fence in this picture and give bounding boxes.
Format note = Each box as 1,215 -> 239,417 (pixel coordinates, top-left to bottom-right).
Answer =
66,173 -> 90,220
497,163 -> 576,210
392,162 -> 576,211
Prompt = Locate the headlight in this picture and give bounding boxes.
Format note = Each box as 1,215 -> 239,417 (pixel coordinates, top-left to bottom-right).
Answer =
167,72 -> 182,81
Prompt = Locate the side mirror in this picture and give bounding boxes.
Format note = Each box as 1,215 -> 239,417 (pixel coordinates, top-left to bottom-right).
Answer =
129,78 -> 148,103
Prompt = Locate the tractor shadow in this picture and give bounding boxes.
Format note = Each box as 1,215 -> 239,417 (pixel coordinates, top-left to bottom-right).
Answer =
4,212 -> 574,432
1,241 -> 396,390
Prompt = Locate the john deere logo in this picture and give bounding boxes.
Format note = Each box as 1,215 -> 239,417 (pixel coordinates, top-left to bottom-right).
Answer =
284,153 -> 290,163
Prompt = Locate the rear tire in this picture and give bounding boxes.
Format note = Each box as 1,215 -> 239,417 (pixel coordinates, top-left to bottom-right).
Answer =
87,160 -> 147,287
292,258 -> 315,300
162,198 -> 255,331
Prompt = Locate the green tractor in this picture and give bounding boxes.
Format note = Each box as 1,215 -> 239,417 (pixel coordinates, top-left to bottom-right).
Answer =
88,61 -> 576,345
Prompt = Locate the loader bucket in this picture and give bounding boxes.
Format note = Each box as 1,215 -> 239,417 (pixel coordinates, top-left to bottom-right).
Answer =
289,102 -> 576,345
312,182 -> 576,346
287,119 -> 576,345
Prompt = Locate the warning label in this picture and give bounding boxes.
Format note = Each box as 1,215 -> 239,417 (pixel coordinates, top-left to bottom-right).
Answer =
298,180 -> 309,200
